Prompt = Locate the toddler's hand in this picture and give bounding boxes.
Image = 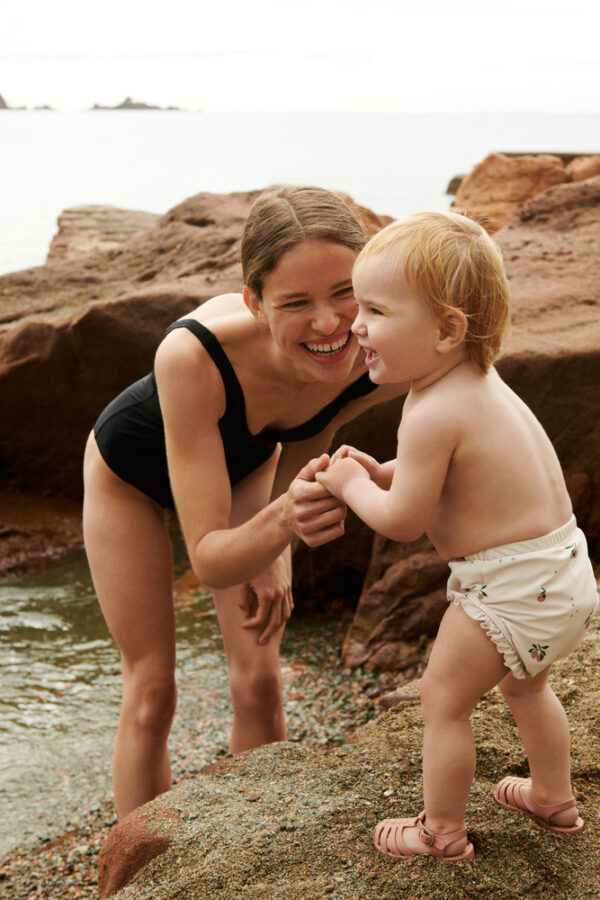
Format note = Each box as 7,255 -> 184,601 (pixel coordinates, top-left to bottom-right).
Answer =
315,456 -> 370,499
330,445 -> 384,486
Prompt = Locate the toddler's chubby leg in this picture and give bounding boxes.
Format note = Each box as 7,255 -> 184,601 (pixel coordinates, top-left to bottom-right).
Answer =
374,602 -> 507,860
495,668 -> 583,831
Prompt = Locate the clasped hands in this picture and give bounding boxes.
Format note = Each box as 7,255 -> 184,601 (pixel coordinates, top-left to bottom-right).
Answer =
240,447 -> 377,644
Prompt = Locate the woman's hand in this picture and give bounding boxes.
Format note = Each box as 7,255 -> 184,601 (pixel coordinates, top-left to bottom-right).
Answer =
330,444 -> 388,487
315,456 -> 370,500
239,553 -> 293,645
282,455 -> 348,547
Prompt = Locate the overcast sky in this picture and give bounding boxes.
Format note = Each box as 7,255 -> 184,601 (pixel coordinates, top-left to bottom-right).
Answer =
2,0 -> 599,112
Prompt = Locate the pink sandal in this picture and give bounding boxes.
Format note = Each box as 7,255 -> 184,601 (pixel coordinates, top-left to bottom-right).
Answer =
494,776 -> 584,834
373,810 -> 475,861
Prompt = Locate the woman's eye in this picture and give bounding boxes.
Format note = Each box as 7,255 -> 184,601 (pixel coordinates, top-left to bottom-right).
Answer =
281,299 -> 307,308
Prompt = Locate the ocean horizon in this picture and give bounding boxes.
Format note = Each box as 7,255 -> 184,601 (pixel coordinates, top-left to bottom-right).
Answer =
1,110 -> 599,276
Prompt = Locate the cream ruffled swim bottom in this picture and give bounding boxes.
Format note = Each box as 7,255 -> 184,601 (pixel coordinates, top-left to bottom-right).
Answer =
447,516 -> 599,679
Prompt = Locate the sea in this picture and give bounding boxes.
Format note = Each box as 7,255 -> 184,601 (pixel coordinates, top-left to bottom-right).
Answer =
0,109 -> 599,276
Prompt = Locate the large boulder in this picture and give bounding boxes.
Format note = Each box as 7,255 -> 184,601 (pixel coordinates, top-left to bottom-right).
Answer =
453,152 -> 567,231
46,205 -> 160,262
96,620 -> 600,898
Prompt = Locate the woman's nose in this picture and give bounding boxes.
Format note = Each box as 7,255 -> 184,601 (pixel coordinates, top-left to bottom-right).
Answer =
311,303 -> 340,334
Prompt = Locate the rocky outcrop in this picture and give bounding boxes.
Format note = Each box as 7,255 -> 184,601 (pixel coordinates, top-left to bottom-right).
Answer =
566,154 -> 600,182
0,492 -> 83,577
91,97 -> 182,111
0,94 -> 7,110
96,620 -> 600,898
453,152 -> 568,230
46,205 -> 160,263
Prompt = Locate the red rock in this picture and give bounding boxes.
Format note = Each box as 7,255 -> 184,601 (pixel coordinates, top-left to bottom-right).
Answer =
98,806 -> 182,898
341,550 -> 448,670
453,152 -> 567,231
566,154 -> 600,182
46,205 -> 160,263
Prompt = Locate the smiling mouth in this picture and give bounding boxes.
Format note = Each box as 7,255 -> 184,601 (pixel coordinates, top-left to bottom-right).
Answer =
303,333 -> 351,357
361,345 -> 379,366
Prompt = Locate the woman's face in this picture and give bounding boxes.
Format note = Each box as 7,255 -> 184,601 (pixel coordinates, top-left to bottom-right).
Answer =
251,238 -> 362,383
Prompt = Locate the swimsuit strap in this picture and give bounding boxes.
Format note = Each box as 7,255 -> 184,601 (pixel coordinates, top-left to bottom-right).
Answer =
165,317 -> 378,440
264,370 -> 377,440
165,318 -> 246,417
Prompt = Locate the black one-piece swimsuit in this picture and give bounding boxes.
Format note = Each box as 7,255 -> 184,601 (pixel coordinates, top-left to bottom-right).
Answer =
94,318 -> 377,509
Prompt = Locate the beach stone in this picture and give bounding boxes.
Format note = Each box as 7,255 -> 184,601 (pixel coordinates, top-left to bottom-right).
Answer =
453,152 -> 567,231
46,205 -> 160,263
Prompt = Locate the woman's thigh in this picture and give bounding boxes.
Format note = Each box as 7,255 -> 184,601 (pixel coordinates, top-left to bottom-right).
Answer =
83,435 -> 176,674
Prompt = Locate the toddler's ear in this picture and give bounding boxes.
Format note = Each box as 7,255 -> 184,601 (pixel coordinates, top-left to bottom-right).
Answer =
437,309 -> 468,353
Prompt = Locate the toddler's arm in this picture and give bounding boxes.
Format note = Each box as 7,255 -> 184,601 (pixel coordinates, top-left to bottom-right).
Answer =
317,400 -> 457,543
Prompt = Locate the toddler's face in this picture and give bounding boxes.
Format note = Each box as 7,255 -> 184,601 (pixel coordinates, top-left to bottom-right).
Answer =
351,252 -> 442,385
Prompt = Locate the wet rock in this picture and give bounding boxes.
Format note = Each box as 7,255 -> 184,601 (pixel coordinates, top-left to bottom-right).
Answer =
0,491 -> 83,577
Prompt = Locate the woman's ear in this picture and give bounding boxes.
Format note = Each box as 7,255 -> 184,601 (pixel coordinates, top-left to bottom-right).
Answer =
243,286 -> 268,324
436,308 -> 468,354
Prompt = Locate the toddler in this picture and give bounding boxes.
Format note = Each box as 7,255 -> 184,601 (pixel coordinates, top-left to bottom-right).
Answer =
316,211 -> 598,861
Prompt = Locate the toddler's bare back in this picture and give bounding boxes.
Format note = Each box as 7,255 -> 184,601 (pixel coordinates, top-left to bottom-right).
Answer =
412,365 -> 572,560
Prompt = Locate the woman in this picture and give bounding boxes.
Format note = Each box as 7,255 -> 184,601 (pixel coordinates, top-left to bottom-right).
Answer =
83,185 -> 403,818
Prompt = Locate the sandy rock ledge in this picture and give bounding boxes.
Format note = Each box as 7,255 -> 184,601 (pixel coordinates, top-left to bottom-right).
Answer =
100,617 -> 600,900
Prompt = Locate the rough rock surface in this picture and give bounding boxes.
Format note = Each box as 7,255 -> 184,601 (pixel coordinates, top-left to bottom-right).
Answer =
0,492 -> 83,577
453,152 -> 568,230
46,205 -> 160,263
97,619 -> 600,899
566,154 -> 600,183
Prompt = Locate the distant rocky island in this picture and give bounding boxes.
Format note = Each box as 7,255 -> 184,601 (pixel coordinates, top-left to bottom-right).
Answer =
91,97 -> 183,111
0,92 -> 182,111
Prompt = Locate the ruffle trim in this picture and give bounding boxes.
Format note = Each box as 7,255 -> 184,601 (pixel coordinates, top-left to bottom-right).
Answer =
448,592 -> 528,679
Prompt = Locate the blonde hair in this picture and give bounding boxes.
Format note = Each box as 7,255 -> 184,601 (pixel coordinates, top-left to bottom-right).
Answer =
241,185 -> 366,299
357,211 -> 510,372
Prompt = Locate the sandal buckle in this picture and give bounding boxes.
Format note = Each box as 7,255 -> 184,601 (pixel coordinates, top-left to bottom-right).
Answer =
418,824 -> 435,846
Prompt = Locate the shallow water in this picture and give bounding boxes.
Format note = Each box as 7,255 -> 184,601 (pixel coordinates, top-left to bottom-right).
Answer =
0,551 -> 225,854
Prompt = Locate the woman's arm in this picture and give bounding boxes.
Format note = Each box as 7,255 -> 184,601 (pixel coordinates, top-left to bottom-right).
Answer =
155,333 -> 342,590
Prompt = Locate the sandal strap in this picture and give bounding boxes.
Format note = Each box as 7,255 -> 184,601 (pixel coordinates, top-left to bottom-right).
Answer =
417,820 -> 467,853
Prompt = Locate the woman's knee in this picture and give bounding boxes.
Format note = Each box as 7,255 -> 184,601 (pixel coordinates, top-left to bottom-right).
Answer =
122,669 -> 178,731
229,658 -> 282,712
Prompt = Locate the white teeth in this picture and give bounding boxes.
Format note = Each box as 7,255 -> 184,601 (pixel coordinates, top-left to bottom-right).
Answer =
305,334 -> 349,354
